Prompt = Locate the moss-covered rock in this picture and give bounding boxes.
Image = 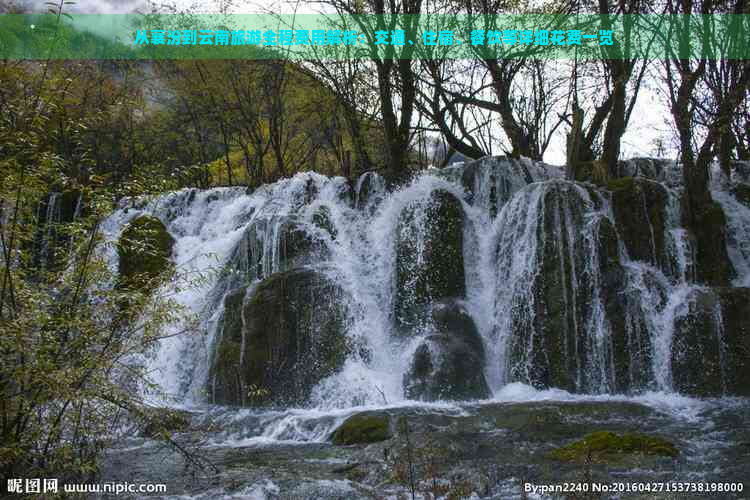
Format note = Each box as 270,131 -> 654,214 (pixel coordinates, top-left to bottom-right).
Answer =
672,289 -> 725,396
547,431 -> 678,463
507,182 -> 614,393
331,413 -> 391,445
141,408 -> 191,438
618,158 -> 677,183
117,215 -> 174,291
607,177 -> 668,270
395,189 -> 465,332
404,300 -> 490,401
459,156 -> 533,217
209,268 -> 351,406
672,287 -> 750,396
691,201 -> 735,286
597,216 -> 655,394
716,287 -> 750,395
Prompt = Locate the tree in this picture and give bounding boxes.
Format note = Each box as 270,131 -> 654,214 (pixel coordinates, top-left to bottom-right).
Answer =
565,0 -> 652,180
320,0 -> 423,181
661,0 -> 749,283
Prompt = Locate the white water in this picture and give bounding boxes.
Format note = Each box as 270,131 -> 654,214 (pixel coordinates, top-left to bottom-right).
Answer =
99,158 -> 750,433
714,189 -> 750,287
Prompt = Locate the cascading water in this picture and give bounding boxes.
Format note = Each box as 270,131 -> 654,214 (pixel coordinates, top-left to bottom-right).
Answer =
94,158 -> 750,498
714,188 -> 750,287
99,157 -> 750,416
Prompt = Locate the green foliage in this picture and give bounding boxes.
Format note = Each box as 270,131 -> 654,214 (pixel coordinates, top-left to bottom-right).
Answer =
156,58 -> 387,187
141,408 -> 192,438
0,25 -> 196,483
246,384 -> 270,404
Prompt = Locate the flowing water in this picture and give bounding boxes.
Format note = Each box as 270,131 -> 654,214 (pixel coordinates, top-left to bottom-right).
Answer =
96,158 -> 750,498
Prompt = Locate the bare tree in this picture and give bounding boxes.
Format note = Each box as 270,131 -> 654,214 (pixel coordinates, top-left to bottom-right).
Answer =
317,0 -> 423,181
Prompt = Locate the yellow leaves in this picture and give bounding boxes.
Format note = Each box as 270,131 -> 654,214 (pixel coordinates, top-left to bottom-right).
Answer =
247,384 -> 270,403
89,173 -> 107,186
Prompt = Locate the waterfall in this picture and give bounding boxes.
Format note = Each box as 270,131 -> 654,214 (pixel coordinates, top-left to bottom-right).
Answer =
99,157 -> 750,409
38,192 -> 62,269
714,188 -> 750,287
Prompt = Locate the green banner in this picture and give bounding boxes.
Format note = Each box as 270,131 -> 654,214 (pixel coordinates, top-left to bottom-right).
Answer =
1,13 -> 748,59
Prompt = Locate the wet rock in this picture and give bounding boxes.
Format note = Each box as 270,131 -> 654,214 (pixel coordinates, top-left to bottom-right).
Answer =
672,287 -> 750,396
225,216 -> 328,283
598,217 -> 655,394
573,159 -> 609,185
404,301 -> 490,401
32,190 -> 85,270
117,215 -> 174,291
331,413 -> 391,445
717,287 -> 750,395
730,183 -> 750,208
732,160 -> 750,183
354,171 -> 386,211
210,268 -> 352,406
672,289 -> 725,396
691,201 -> 735,286
547,431 -> 678,463
395,189 -> 465,332
617,157 -> 679,185
59,190 -> 85,222
312,206 -> 338,240
607,177 -> 668,270
460,157 -> 532,214
506,182 -> 613,393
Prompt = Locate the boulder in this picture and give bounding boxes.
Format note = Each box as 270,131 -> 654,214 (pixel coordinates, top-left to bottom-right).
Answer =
459,156 -> 536,217
404,300 -> 490,401
117,215 -> 174,291
209,268 -> 351,406
506,182 -> 614,393
607,177 -> 668,271
597,217 -> 655,394
331,413 -> 391,445
395,189 -> 465,332
672,287 -> 750,396
690,201 -> 735,286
